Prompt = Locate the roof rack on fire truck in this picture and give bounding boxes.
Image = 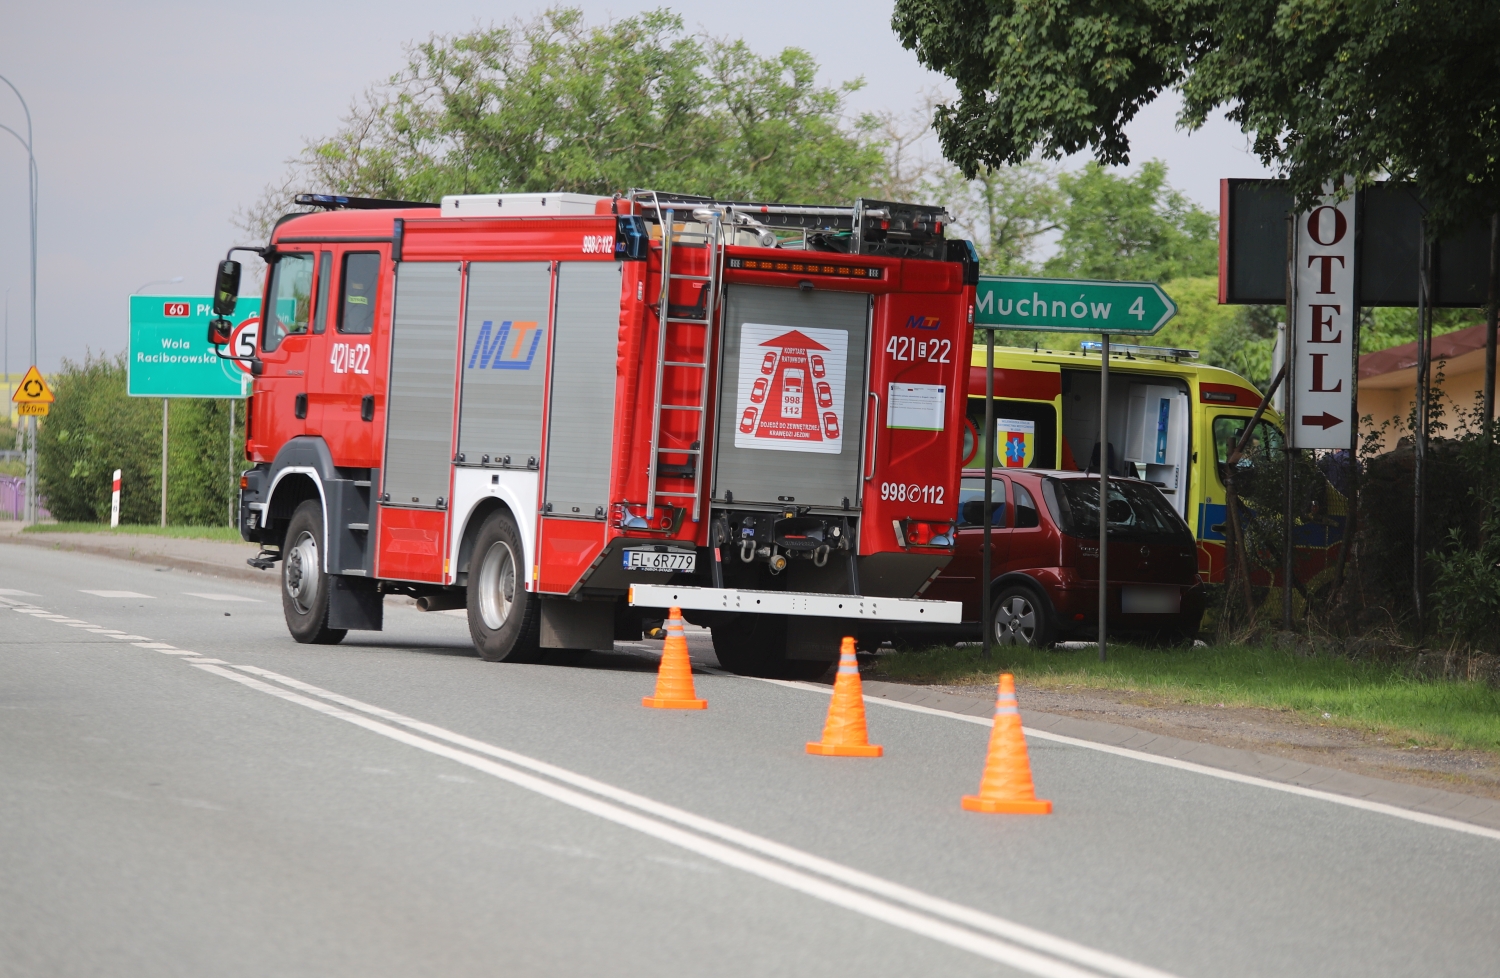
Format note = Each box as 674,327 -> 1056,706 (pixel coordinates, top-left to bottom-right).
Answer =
626,189 -> 950,260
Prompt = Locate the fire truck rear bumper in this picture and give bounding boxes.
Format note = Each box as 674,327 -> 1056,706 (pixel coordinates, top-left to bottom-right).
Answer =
627,583 -> 961,624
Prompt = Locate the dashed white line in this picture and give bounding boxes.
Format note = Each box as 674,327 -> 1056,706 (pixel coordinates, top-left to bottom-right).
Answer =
182,592 -> 262,603
78,590 -> 154,598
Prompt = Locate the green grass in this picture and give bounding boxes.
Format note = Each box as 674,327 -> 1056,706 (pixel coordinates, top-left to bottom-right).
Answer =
22,522 -> 245,543
871,642 -> 1500,753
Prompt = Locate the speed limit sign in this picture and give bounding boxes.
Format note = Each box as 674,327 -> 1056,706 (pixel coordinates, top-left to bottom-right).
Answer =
228,317 -> 260,373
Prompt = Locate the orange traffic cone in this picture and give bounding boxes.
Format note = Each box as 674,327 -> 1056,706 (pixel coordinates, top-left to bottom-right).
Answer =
643,608 -> 707,709
962,674 -> 1051,814
806,637 -> 882,757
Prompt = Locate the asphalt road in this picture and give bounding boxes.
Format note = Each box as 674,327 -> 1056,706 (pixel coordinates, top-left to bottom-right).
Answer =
3,543 -> 1499,978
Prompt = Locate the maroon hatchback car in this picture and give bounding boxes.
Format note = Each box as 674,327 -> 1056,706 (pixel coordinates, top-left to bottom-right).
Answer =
917,469 -> 1205,647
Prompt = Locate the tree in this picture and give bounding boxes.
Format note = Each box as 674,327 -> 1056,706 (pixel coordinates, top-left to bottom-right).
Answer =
892,0 -> 1500,225
37,353 -> 160,523
926,162 -> 1061,275
1044,161 -> 1216,282
37,354 -> 245,526
240,8 -> 887,236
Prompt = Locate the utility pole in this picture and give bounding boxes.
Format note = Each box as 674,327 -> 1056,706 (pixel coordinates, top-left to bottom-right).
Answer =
0,75 -> 38,525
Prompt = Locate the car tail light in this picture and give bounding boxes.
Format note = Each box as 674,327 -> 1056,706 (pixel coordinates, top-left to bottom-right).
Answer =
893,519 -> 954,549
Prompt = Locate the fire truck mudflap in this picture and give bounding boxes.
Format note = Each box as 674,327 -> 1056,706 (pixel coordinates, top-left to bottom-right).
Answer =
216,189 -> 975,676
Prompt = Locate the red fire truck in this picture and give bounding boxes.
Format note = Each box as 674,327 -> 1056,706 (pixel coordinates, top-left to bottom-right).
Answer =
208,189 -> 976,676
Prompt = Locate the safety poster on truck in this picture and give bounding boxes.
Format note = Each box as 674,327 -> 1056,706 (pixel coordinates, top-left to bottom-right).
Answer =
733,324 -> 847,454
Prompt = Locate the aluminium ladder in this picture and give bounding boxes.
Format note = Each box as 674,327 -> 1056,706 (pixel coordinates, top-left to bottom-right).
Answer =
644,206 -> 724,524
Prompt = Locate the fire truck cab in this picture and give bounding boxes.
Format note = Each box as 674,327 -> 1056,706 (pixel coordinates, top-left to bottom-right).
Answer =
211,189 -> 976,676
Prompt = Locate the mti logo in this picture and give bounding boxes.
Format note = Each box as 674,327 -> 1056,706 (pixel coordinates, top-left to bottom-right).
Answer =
468,320 -> 543,370
905,315 -> 941,330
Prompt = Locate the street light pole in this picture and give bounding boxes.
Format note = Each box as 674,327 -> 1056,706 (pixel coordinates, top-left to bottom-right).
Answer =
0,74 -> 37,524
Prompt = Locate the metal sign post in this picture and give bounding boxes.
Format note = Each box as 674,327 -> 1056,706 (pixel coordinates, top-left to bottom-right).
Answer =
981,330 -> 995,661
1098,333 -> 1109,662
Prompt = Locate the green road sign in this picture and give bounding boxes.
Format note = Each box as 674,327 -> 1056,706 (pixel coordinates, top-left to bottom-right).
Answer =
974,276 -> 1177,334
128,295 -> 261,398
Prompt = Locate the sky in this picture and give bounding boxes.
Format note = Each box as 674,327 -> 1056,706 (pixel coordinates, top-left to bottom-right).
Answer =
0,1 -> 1273,373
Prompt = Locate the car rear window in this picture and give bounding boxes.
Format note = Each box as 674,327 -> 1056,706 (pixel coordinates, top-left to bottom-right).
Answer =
1043,477 -> 1192,544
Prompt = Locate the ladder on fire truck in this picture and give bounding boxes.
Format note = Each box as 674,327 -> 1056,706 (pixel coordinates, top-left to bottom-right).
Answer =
643,201 -> 724,525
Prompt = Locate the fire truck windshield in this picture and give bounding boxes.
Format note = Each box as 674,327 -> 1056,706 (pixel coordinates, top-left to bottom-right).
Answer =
262,253 -> 314,352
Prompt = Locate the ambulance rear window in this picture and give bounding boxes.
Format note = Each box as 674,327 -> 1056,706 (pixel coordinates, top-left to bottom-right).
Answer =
339,253 -> 381,334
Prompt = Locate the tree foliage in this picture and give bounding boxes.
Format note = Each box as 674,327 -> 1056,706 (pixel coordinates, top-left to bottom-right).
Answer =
892,0 -> 1500,225
240,8 -> 886,235
37,354 -> 243,526
926,162 -> 1062,275
37,353 -> 161,523
1043,161 -> 1216,281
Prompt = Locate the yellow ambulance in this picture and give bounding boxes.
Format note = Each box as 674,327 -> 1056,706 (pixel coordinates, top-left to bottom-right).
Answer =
963,342 -> 1345,584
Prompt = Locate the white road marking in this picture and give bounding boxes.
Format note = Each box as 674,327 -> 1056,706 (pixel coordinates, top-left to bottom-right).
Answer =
0,588 -> 39,596
131,643 -> 179,650
196,663 -> 1178,978
79,590 -> 154,598
182,592 -> 263,602
757,678 -> 1500,844
108,635 -> 154,641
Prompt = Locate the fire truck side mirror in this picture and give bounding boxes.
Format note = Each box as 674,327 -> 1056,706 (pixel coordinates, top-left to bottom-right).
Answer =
207,318 -> 231,346
213,260 -> 242,316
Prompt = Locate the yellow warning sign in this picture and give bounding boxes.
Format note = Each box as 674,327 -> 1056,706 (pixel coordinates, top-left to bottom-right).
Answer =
12,366 -> 54,404
18,402 -> 48,417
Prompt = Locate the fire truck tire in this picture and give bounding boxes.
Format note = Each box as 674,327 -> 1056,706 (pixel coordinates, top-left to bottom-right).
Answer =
709,615 -> 827,679
281,501 -> 348,645
467,511 -> 542,663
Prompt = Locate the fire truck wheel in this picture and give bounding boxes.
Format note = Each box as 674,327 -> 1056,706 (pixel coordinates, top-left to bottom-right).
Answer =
991,583 -> 1056,649
281,501 -> 348,645
710,615 -> 825,679
467,511 -> 542,663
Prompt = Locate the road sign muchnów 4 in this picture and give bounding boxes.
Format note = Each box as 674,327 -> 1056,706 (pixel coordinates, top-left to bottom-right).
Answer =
974,276 -> 1177,334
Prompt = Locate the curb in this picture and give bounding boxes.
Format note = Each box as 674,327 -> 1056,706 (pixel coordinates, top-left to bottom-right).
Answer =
0,533 -> 276,586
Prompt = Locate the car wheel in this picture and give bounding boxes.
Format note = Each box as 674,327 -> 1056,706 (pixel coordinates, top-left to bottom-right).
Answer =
281,500 -> 347,645
991,584 -> 1056,649
466,510 -> 542,663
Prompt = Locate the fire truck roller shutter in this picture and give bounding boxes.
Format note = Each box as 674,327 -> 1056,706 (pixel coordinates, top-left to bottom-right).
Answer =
544,263 -> 622,518
713,285 -> 870,508
383,262 -> 462,508
459,262 -> 553,465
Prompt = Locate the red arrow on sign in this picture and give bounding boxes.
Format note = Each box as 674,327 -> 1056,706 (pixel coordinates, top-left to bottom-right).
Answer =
1301,412 -> 1344,429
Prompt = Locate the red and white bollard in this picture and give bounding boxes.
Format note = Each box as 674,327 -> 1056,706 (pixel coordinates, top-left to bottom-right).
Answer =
110,469 -> 121,528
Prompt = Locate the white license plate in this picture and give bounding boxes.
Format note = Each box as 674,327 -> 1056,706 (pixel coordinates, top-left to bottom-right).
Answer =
1121,585 -> 1181,614
623,549 -> 696,573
